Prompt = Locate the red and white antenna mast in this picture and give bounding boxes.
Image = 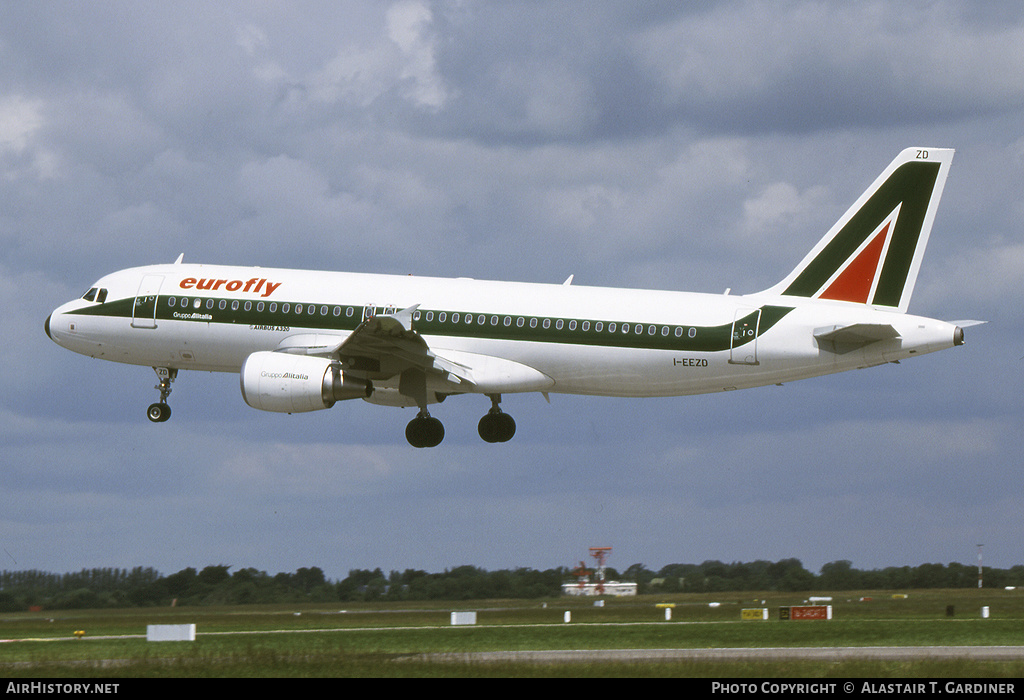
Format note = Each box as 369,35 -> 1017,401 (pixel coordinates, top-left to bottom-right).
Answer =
589,547 -> 611,594
571,561 -> 592,590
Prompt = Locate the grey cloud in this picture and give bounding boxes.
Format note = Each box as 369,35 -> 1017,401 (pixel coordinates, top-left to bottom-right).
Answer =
2,1 -> 1021,578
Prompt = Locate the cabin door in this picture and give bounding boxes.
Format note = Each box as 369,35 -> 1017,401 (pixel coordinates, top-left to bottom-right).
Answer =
729,308 -> 761,365
131,275 -> 164,329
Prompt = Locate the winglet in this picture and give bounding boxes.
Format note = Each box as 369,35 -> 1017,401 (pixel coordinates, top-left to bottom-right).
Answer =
390,304 -> 419,330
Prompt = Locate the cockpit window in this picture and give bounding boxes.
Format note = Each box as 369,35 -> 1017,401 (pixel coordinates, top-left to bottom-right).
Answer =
80,287 -> 108,303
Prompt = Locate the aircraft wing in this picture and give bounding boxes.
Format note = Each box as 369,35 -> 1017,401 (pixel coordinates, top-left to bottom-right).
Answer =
277,305 -> 553,395
329,305 -> 473,387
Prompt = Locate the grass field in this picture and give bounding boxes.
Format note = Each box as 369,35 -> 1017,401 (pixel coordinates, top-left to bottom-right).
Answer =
2,588 -> 1023,677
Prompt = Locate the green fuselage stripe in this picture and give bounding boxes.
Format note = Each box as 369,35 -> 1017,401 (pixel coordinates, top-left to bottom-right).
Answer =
70,297 -> 794,353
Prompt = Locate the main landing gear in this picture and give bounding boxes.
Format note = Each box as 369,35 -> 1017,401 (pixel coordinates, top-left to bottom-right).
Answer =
478,394 -> 516,443
404,394 -> 516,448
147,367 -> 176,423
406,410 -> 445,448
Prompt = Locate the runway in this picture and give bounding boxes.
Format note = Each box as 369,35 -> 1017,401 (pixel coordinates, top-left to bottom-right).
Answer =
402,646 -> 1024,663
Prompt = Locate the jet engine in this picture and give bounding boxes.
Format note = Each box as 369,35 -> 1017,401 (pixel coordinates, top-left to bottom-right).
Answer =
240,351 -> 370,413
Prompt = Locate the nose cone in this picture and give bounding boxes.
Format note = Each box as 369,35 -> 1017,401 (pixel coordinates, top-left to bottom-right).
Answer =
45,312 -> 53,341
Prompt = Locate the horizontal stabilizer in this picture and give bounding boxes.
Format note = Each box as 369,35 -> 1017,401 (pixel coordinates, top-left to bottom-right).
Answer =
814,323 -> 900,354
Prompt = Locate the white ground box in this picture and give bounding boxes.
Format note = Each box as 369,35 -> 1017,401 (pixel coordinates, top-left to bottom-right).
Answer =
146,624 -> 196,642
450,611 -> 477,626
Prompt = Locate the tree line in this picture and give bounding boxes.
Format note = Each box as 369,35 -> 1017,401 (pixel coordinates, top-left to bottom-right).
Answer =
2,559 -> 1022,611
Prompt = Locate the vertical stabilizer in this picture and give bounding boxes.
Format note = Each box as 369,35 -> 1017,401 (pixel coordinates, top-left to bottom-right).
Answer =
762,147 -> 953,313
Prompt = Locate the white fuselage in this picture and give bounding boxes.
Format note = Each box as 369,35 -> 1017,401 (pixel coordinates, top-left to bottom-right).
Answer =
46,262 -> 960,401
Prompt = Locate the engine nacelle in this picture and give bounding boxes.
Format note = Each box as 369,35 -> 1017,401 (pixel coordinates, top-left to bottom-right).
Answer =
240,351 -> 371,413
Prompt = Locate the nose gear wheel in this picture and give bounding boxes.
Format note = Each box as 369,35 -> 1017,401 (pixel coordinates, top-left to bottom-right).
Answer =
147,367 -> 176,423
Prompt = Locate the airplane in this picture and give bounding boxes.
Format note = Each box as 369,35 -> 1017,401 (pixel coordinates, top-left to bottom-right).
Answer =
46,147 -> 972,447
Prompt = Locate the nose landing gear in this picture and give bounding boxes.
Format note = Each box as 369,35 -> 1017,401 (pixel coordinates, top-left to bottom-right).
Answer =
147,367 -> 176,423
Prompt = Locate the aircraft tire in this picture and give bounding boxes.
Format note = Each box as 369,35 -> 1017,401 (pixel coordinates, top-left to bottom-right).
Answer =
147,403 -> 171,423
406,415 -> 444,448
478,412 -> 515,443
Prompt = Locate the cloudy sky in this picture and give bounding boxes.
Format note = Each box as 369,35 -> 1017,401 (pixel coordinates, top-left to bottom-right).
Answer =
4,1 -> 1023,582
